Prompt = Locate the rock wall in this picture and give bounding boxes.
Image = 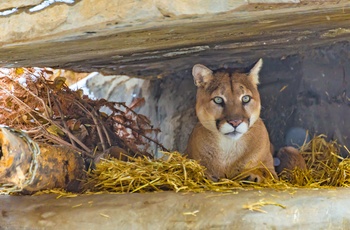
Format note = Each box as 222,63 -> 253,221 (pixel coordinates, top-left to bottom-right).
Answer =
71,70 -> 197,156
76,41 -> 350,156
0,0 -> 248,44
258,42 -> 350,156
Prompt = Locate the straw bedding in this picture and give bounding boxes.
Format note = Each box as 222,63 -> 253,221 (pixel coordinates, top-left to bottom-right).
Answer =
86,135 -> 350,193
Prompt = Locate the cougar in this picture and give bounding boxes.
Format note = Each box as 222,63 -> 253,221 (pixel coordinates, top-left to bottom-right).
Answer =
185,59 -> 277,182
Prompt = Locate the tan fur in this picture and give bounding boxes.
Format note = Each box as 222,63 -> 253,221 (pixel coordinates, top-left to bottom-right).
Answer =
185,59 -> 277,182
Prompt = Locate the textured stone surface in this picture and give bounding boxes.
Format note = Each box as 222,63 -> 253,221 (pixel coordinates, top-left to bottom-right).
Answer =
0,0 -> 41,10
248,0 -> 299,2
1,1 -> 349,77
0,0 -> 246,44
2,4 -> 70,42
155,0 -> 246,16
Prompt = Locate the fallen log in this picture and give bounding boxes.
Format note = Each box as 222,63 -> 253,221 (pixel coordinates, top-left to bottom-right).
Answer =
0,126 -> 86,194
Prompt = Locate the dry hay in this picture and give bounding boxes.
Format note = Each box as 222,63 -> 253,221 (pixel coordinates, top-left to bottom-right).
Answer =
85,152 -> 243,193
279,134 -> 350,188
86,135 -> 350,193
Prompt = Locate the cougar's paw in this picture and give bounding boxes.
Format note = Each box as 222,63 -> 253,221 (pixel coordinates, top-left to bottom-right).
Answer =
245,168 -> 276,183
247,173 -> 264,183
205,172 -> 220,182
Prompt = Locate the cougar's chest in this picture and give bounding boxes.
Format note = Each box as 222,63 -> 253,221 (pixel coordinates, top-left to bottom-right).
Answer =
216,135 -> 247,166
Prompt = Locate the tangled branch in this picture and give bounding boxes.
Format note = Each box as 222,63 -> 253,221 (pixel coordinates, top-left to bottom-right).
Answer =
0,67 -> 167,160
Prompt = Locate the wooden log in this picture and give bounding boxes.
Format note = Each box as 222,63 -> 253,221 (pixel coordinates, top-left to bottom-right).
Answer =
0,126 -> 86,194
1,189 -> 350,229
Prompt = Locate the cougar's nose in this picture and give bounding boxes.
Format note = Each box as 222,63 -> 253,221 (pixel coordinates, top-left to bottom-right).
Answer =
228,120 -> 242,128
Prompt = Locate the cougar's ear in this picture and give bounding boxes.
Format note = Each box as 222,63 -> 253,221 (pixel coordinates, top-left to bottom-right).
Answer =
249,58 -> 263,85
192,64 -> 213,87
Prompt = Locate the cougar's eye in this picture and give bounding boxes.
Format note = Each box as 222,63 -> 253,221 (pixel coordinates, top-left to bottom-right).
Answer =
242,95 -> 251,104
213,96 -> 224,105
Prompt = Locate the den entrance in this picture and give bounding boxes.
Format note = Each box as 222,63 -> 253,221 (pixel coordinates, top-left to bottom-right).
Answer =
1,1 -> 350,229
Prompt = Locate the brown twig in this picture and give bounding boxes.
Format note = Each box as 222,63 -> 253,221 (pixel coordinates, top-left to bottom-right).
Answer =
43,131 -> 94,158
113,120 -> 168,152
74,100 -> 109,151
1,68 -> 163,160
0,86 -> 48,126
49,119 -> 92,153
6,75 -> 52,118
53,96 -> 77,148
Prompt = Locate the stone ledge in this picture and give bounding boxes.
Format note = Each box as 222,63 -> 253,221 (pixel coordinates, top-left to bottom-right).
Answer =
1,189 -> 350,229
0,0 -> 41,11
0,0 -> 247,44
0,1 -> 349,77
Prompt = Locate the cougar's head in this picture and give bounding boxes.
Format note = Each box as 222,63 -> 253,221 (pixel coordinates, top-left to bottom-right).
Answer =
192,59 -> 263,140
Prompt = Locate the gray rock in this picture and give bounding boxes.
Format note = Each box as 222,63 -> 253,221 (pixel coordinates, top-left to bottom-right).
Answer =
285,127 -> 311,148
